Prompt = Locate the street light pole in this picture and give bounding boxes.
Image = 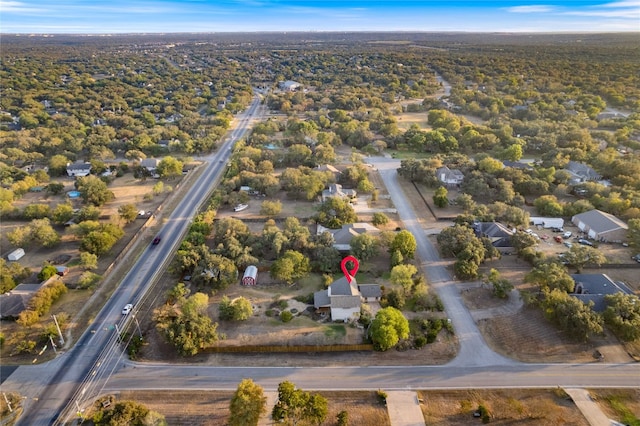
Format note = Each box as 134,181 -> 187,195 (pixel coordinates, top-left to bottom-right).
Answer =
132,316 -> 143,338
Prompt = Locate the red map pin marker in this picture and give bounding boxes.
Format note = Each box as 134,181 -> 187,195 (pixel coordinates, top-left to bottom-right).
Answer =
340,255 -> 359,283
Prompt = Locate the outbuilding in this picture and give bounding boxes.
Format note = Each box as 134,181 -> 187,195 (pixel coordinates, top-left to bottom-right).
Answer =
242,265 -> 258,286
8,248 -> 25,261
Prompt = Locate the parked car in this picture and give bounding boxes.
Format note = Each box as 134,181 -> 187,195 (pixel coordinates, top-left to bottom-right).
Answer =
552,227 -> 564,233
554,235 -> 563,243
578,239 -> 594,246
563,231 -> 572,239
152,236 -> 161,245
122,303 -> 133,315
632,254 -> 640,263
564,241 -> 573,248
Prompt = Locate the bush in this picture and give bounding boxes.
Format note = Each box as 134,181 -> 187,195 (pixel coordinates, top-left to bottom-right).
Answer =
376,389 -> 387,404
265,309 -> 275,317
337,410 -> 349,426
38,264 -> 58,282
280,310 -> 293,323
414,335 -> 427,348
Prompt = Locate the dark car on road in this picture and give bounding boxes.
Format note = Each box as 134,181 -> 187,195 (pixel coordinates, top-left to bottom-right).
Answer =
152,236 -> 161,245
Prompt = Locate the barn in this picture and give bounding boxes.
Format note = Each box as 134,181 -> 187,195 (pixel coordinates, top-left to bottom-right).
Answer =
242,265 -> 258,286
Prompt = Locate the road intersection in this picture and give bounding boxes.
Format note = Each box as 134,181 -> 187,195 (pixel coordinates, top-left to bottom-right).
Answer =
2,97 -> 638,426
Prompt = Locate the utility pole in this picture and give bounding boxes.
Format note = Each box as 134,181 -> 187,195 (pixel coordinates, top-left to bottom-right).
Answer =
132,316 -> 143,338
2,392 -> 13,413
52,314 -> 64,346
49,335 -> 57,354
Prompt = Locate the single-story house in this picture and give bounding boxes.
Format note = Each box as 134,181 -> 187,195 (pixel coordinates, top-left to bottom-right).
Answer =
321,183 -> 356,202
317,222 -> 380,252
8,248 -> 25,261
571,209 -> 628,243
435,166 -> 464,187
317,164 -> 341,179
0,277 -> 61,319
314,276 -> 381,322
472,222 -> 514,250
565,161 -> 601,184
502,160 -> 532,170
66,162 -> 92,177
141,158 -> 160,172
279,80 -> 301,91
570,274 -> 633,312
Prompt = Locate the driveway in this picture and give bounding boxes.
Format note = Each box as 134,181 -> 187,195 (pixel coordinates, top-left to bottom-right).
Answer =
367,157 -> 517,367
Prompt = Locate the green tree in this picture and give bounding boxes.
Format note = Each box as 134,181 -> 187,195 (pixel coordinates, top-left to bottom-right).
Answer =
390,264 -> 417,293
156,156 -> 184,179
48,154 -> 69,177
76,175 -> 114,206
51,203 -> 74,225
389,230 -> 417,260
432,186 -> 448,208
563,245 -> 607,272
628,218 -> 640,249
369,307 -> 409,351
603,293 -> 640,341
272,381 -> 328,426
219,296 -> 253,321
93,400 -> 165,426
314,197 -> 357,229
541,289 -> 603,342
525,262 -> 575,293
372,212 -> 389,226
80,251 -> 99,270
534,195 -> 564,216
153,292 -> 219,356
23,204 -> 51,220
229,379 -> 267,426
337,410 -> 349,426
118,203 -> 139,224
270,250 -> 310,285
260,200 -> 282,217
38,264 -> 58,281
193,252 -> 238,293
350,233 -> 379,262
485,268 -> 513,299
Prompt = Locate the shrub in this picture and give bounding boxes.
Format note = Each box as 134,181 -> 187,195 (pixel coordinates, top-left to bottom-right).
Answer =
280,310 -> 293,323
414,336 -> 427,348
337,410 -> 349,426
376,389 -> 387,404
38,264 -> 58,282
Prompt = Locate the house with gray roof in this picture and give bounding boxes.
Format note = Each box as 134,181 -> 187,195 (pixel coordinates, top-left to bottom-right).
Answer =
570,274 -> 633,312
435,166 -> 464,187
314,276 -> 381,322
66,162 -> 92,177
317,222 -> 380,252
571,209 -> 628,243
472,222 -> 514,250
321,183 -> 356,202
565,161 -> 601,185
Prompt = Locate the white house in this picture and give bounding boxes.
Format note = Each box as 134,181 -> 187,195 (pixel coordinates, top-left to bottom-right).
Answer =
279,80 -> 301,91
141,158 -> 160,172
321,183 -> 356,202
317,222 -> 380,252
66,162 -> 91,177
435,166 -> 464,187
313,276 -> 381,322
7,248 -> 25,261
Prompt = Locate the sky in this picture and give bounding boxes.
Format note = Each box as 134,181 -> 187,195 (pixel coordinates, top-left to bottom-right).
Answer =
1,0 -> 639,34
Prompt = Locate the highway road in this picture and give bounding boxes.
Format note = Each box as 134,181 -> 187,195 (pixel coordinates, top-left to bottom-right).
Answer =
3,94 -> 638,425
3,95 -> 265,425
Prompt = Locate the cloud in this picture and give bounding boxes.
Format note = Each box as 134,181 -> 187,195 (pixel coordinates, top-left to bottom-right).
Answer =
598,0 -> 640,7
563,0 -> 640,18
505,5 -> 555,13
0,0 -> 49,14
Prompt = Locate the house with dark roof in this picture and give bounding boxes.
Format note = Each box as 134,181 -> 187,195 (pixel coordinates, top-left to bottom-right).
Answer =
570,274 -> 633,312
66,162 -> 92,177
321,183 -> 356,202
313,276 -> 381,322
565,161 -> 601,185
502,160 -> 532,170
571,209 -> 628,243
0,277 -> 62,319
472,222 -> 514,250
435,166 -> 464,187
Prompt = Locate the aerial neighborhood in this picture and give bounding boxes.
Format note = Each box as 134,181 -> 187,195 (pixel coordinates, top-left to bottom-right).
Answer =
0,32 -> 639,424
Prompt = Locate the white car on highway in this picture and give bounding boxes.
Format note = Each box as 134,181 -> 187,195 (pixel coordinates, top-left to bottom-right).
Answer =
121,303 -> 133,315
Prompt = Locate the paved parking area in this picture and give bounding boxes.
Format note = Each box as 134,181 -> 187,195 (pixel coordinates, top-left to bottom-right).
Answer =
386,391 -> 425,426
